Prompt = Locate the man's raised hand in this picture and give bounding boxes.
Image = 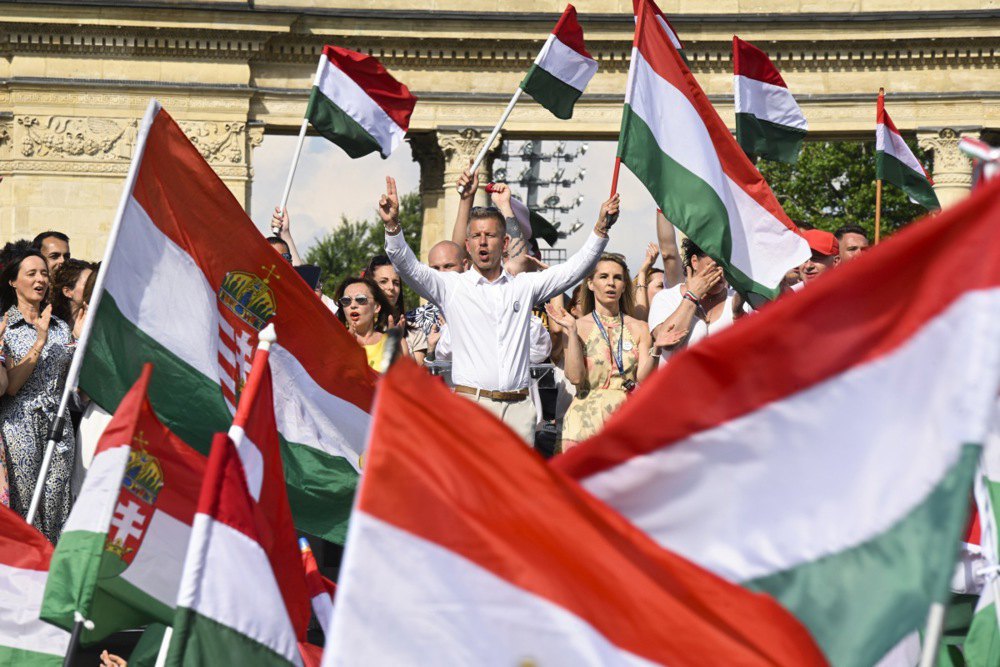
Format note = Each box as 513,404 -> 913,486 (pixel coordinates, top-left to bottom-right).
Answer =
378,176 -> 400,231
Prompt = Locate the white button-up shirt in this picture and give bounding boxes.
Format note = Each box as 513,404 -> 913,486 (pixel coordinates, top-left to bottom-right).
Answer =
386,231 -> 607,391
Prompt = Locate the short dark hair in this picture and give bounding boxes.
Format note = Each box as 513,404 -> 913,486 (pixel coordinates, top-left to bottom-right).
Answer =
467,207 -> 506,235
834,224 -> 869,242
32,231 -> 70,248
266,236 -> 287,247
681,238 -> 709,269
50,259 -> 96,324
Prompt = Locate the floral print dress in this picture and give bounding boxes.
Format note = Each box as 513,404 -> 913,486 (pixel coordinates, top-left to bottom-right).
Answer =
0,305 -> 76,543
561,312 -> 639,450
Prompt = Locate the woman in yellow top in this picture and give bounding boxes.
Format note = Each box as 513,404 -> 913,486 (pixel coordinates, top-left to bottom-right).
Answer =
335,277 -> 407,371
547,253 -> 684,451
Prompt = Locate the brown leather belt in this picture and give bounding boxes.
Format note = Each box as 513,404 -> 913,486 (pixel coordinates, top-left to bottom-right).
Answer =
454,385 -> 529,402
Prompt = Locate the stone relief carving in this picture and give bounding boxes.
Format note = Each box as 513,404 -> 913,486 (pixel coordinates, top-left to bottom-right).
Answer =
437,127 -> 502,179
0,120 -> 11,158
178,121 -> 246,165
407,132 -> 445,194
918,128 -> 974,187
17,115 -> 137,160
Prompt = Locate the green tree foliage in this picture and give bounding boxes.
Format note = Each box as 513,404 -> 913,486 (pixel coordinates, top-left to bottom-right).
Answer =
758,140 -> 933,239
306,191 -> 424,306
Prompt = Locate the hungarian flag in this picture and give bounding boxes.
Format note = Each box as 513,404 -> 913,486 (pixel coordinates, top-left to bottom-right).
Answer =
227,325 -> 310,638
877,90 -> 940,210
554,176 -> 1000,665
0,506 -> 70,665
168,433 -> 300,666
41,364 -> 206,645
80,100 -> 376,543
733,36 -> 808,164
631,0 -> 683,52
519,4 -> 598,120
300,538 -> 336,632
306,46 -> 416,159
322,359 -> 826,665
618,0 -> 808,302
964,413 -> 1000,665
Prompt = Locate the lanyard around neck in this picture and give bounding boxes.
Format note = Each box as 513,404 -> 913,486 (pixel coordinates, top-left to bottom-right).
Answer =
592,311 -> 626,378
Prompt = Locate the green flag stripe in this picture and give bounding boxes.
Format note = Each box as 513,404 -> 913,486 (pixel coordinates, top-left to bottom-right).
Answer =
520,64 -> 583,121
81,293 -> 358,543
0,646 -> 62,666
618,104 -> 778,300
876,151 -> 940,210
168,608 -> 294,667
306,87 -> 384,159
735,113 -> 807,164
747,444 -> 979,666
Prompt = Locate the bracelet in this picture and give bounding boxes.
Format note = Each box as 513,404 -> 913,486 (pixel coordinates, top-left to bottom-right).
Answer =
635,283 -> 647,289
682,291 -> 700,305
385,225 -> 402,235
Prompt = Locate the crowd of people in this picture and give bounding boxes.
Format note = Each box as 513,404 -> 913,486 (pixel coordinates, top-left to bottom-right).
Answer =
0,172 -> 871,547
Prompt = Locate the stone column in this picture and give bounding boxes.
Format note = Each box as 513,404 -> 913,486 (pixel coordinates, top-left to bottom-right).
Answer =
410,127 -> 502,261
917,128 -> 976,209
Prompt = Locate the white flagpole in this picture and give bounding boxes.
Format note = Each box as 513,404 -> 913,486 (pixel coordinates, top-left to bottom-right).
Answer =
275,54 -> 327,229
458,87 -> 523,194
153,626 -> 173,667
918,601 -> 947,667
25,98 -> 161,526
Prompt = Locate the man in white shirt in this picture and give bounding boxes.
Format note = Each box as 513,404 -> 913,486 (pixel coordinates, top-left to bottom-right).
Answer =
378,176 -> 617,441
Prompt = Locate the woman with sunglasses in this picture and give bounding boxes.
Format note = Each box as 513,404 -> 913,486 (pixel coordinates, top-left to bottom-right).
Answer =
334,277 -> 407,371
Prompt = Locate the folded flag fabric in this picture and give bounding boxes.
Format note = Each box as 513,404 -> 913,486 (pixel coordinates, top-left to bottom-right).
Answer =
306,45 -> 416,159
618,0 -> 808,303
631,0 -> 683,52
965,409 -> 1000,666
80,100 -> 376,544
509,195 -> 560,246
41,364 -> 205,645
227,326 -> 310,639
733,36 -> 808,164
877,91 -> 940,210
168,433 -> 301,667
323,359 -> 826,666
519,4 -> 598,120
0,505 -> 70,666
555,176 -> 1000,665
300,538 -> 336,633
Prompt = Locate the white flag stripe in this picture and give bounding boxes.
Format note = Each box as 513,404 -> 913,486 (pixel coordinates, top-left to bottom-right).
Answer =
734,75 -> 808,130
628,49 -> 803,287
311,592 -> 334,632
582,289 -> 1000,583
316,55 -> 405,158
118,509 -> 190,608
877,122 -> 926,177
107,197 -> 370,461
535,34 -> 598,93
0,563 -> 70,657
61,445 -> 130,534
178,514 -> 302,665
655,15 -> 682,50
324,512 -> 657,667
228,425 -> 264,501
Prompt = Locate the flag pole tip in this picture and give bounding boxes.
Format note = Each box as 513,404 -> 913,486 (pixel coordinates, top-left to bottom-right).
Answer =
259,323 -> 277,346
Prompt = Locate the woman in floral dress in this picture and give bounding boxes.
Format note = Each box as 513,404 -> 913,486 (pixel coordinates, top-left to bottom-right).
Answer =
0,248 -> 76,542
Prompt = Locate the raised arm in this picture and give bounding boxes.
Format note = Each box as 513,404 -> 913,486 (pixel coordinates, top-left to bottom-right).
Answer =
656,209 -> 684,288
271,207 -> 304,266
379,176 -> 450,307
527,194 -> 618,304
632,242 -> 658,321
451,162 -> 479,247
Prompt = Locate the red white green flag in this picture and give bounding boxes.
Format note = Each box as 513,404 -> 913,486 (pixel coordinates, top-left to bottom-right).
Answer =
41,364 -> 206,645
877,91 -> 940,210
617,0 -> 808,302
519,4 -> 598,120
733,36 -> 808,164
306,46 -> 416,159
322,359 -> 826,665
0,506 -> 70,666
299,538 -> 336,633
555,176 -> 1000,665
631,0 -> 683,52
80,101 -> 377,544
167,434 -> 300,666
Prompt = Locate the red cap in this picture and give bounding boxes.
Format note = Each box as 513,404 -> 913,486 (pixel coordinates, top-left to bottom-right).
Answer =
802,229 -> 839,256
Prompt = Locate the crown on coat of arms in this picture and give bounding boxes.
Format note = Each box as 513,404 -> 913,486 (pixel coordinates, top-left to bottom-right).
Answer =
218,266 -> 278,331
105,539 -> 135,561
122,448 -> 164,505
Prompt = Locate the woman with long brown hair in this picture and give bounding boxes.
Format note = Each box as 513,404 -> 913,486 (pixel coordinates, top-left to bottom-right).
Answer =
547,253 -> 681,450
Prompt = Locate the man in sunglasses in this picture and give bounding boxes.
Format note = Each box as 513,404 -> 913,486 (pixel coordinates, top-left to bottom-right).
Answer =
380,174 -> 618,443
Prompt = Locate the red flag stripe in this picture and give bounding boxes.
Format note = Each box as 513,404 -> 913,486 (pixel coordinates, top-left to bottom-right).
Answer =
732,36 -> 788,88
0,505 -> 52,570
551,5 -> 593,59
321,45 -> 416,133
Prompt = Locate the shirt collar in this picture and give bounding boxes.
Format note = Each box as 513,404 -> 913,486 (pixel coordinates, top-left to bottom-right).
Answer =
469,267 -> 513,286
5,305 -> 28,327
